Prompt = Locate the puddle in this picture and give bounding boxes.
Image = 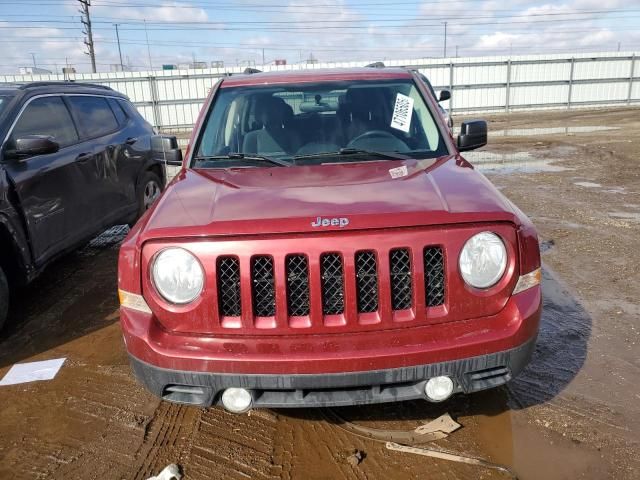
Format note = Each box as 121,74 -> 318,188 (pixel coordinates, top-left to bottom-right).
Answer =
608,212 -> 640,221
463,151 -> 569,174
539,239 -> 555,253
574,181 -> 601,188
491,126 -> 619,137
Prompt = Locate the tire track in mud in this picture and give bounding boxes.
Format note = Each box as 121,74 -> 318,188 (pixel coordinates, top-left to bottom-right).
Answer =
183,408 -> 281,480
132,402 -> 201,480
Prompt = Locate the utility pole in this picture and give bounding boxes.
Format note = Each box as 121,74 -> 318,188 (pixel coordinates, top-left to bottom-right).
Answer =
144,20 -> 153,70
114,24 -> 124,71
78,0 -> 96,73
455,45 -> 459,58
443,21 -> 448,58
30,53 -> 36,68
262,48 -> 265,66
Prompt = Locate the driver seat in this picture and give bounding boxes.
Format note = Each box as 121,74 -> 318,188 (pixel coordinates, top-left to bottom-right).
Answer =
338,88 -> 386,142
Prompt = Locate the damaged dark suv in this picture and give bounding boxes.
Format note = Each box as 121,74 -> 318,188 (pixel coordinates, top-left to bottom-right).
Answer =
0,81 -> 173,329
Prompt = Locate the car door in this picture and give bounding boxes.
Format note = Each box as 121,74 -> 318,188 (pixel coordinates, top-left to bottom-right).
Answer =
65,95 -> 133,228
105,97 -> 155,210
2,95 -> 92,264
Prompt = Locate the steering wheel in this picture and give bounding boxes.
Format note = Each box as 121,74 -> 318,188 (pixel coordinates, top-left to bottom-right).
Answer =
347,130 -> 410,152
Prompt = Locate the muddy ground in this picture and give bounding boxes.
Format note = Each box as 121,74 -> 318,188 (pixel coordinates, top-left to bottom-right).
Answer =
0,108 -> 639,480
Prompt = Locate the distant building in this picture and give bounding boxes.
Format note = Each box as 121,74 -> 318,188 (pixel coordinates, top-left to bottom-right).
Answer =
19,67 -> 52,75
62,67 -> 76,75
191,61 -> 208,69
275,59 -> 287,66
211,61 -> 224,68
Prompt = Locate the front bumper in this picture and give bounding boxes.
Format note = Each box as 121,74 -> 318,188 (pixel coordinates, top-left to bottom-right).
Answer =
121,285 -> 540,407
129,338 -> 536,408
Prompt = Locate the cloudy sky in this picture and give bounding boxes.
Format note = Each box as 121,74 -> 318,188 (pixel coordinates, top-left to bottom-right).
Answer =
0,0 -> 638,73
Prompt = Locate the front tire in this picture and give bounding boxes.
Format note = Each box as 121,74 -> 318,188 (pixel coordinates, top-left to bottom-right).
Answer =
136,171 -> 163,218
0,266 -> 9,331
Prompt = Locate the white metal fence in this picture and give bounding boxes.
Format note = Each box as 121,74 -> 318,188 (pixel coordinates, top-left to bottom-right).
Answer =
1,51 -> 637,130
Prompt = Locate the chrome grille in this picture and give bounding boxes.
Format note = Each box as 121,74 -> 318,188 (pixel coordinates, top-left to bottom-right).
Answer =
390,248 -> 412,310
424,247 -> 445,306
286,255 -> 310,316
251,256 -> 275,317
321,253 -> 344,315
355,251 -> 378,313
217,257 -> 241,316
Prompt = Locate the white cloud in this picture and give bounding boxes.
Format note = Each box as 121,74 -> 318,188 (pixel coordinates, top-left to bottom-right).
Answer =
104,2 -> 208,22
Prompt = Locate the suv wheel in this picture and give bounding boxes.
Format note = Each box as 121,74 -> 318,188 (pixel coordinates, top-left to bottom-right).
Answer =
137,171 -> 162,217
0,266 -> 9,331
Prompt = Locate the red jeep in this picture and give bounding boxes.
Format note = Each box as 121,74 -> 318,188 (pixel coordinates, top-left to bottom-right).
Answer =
118,68 -> 541,413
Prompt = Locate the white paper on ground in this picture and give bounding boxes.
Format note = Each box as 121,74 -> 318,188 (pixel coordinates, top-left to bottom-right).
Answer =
0,358 -> 66,386
390,93 -> 414,132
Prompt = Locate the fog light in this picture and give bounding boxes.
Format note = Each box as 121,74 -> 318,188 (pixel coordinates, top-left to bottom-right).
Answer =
425,376 -> 454,402
221,388 -> 253,413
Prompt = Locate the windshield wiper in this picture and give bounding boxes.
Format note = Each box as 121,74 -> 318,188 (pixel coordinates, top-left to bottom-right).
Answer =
295,148 -> 409,162
194,153 -> 291,167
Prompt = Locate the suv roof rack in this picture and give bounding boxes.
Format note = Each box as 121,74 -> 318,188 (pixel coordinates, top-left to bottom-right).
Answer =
243,67 -> 262,74
18,81 -> 113,91
365,62 -> 386,68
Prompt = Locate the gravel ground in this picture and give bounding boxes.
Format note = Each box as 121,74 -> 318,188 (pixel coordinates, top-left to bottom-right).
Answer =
0,107 -> 638,480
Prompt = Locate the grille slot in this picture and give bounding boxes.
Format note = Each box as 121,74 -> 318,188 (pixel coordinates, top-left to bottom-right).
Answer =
251,256 -> 275,317
321,253 -> 345,315
286,255 -> 310,316
355,251 -> 379,313
217,257 -> 241,317
390,248 -> 412,310
424,247 -> 445,306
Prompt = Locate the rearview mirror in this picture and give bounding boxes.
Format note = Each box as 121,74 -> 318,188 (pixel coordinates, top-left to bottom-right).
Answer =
6,135 -> 59,159
151,135 -> 183,166
438,89 -> 451,102
457,120 -> 487,152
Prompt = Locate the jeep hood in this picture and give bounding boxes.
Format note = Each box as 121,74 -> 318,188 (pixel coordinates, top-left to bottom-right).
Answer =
140,156 -> 519,240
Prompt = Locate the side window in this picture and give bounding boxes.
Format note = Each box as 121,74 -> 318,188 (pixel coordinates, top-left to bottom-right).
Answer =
67,96 -> 119,139
11,96 -> 78,148
107,97 -> 128,126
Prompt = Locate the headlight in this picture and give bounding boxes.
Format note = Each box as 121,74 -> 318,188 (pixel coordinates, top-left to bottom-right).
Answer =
459,232 -> 507,289
152,248 -> 204,304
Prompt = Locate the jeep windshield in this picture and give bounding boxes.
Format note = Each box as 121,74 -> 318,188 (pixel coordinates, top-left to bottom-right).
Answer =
193,79 -> 448,168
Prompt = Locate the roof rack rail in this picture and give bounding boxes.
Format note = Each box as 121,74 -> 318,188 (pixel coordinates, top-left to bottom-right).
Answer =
243,67 -> 262,74
365,62 -> 386,68
18,81 -> 113,91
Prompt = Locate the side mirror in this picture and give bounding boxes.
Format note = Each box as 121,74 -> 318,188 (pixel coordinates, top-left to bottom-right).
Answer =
6,135 -> 59,159
457,120 -> 487,152
438,89 -> 451,102
151,135 -> 183,166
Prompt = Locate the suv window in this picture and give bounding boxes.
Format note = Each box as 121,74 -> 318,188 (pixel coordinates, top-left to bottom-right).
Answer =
11,96 -> 78,147
107,97 -> 128,126
67,96 -> 119,139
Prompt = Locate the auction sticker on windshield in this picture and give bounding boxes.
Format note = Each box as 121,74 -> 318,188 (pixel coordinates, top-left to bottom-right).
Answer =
390,93 -> 414,132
